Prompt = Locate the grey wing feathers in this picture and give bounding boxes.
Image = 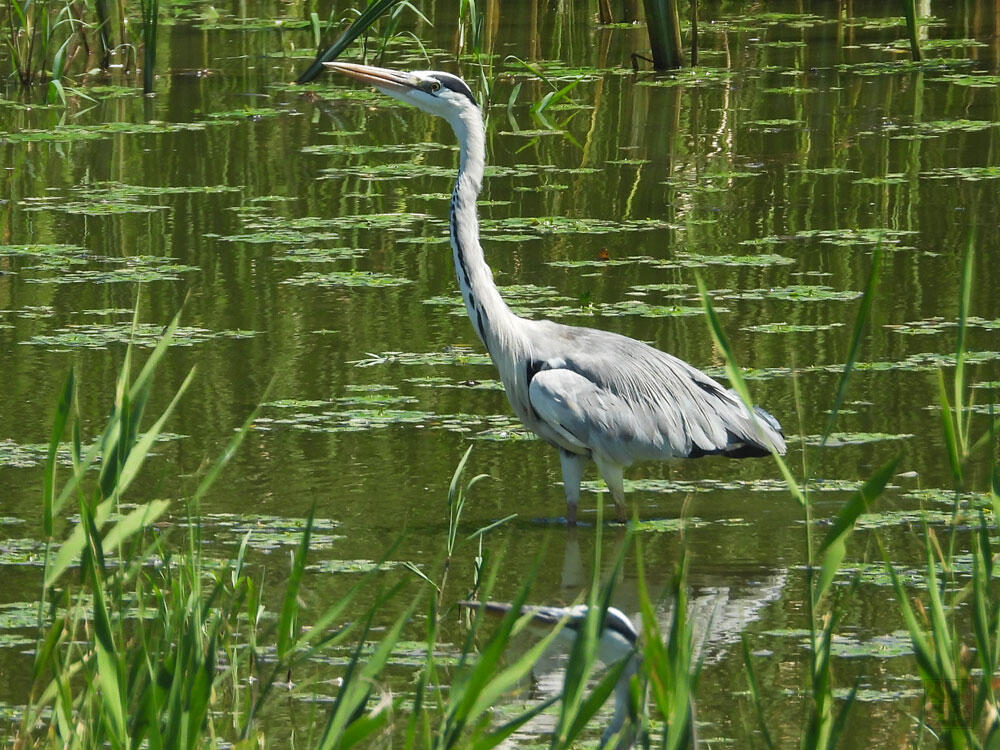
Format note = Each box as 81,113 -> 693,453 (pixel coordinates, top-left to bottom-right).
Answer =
528,323 -> 786,463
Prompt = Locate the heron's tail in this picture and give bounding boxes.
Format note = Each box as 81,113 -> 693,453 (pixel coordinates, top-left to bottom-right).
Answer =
723,404 -> 786,458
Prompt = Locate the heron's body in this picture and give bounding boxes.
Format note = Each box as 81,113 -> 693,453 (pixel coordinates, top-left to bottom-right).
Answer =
329,63 -> 786,524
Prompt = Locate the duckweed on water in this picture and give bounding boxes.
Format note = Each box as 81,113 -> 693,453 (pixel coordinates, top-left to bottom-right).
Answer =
742,321 -> 846,333
403,376 -> 505,391
746,119 -> 805,130
213,229 -> 341,244
25,200 -> 168,216
22,323 -> 256,350
302,142 -> 452,156
350,348 -> 493,367
746,227 -> 918,247
254,405 -> 522,436
665,252 -> 795,268
922,166 -> 1000,181
937,73 -> 1000,87
718,285 -> 862,302
0,439 -> 57,468
793,432 -> 915,446
853,509 -> 969,530
885,316 -> 1000,334
853,175 -> 909,186
424,285 -> 571,312
27,257 -> 199,285
547,256 -> 657,268
0,538 -> 46,565
0,244 -> 87,259
834,58 -> 975,76
481,216 -> 676,236
276,246 -> 365,262
632,518 -> 708,532
204,106 -> 296,120
305,559 -> 406,574
280,270 -> 413,288
764,629 -> 914,659
1,121 -> 210,144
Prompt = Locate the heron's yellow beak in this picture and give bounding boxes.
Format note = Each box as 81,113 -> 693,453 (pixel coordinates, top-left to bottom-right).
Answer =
325,62 -> 417,96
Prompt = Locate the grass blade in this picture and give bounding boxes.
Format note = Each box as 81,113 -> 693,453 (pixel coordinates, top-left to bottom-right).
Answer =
821,246 -> 881,447
816,455 -> 899,599
43,369 -> 74,538
277,504 -> 314,660
297,0 -> 401,84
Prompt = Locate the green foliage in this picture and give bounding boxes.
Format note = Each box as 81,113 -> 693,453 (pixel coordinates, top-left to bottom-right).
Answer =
881,237 -> 1000,747
13,246 -> 1000,747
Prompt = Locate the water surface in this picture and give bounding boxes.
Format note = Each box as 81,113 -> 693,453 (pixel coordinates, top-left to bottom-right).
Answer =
2,1 -> 999,744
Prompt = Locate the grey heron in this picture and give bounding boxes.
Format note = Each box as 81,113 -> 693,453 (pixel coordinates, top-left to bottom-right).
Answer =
460,600 -> 644,748
328,63 -> 787,525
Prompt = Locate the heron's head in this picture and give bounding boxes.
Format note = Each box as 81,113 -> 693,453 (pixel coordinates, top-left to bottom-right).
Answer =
326,63 -> 478,123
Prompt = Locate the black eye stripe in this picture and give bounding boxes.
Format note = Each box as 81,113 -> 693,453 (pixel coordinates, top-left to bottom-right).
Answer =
432,74 -> 478,106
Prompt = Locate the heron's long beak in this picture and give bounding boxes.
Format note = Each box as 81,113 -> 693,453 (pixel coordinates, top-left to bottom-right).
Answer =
325,61 -> 417,96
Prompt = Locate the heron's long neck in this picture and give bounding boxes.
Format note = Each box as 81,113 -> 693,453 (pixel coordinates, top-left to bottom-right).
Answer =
448,107 -> 518,356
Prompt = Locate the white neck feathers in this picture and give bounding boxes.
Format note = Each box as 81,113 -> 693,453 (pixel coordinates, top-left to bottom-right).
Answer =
445,104 -> 518,355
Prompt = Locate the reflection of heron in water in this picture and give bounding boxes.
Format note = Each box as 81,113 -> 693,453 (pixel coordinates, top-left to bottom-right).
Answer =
328,62 -> 786,526
461,600 -> 645,749
460,535 -> 788,748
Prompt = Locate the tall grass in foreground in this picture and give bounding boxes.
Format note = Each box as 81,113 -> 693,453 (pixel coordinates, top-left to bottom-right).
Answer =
14,238 -> 1000,748
14,308 -> 414,748
698,249 -> 895,750
12,306 -> 654,748
882,239 -> 1000,748
700,235 -> 999,748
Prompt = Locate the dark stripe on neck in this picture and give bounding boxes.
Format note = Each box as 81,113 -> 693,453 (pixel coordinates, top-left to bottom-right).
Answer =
450,186 -> 489,347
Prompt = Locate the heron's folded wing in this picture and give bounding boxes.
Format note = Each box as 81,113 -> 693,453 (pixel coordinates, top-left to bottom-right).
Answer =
527,367 -> 678,465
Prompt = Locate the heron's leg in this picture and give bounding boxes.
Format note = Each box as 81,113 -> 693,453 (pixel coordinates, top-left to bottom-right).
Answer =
559,449 -> 586,526
593,456 -> 627,523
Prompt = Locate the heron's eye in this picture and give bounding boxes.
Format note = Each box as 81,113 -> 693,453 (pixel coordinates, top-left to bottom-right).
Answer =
429,80 -> 442,93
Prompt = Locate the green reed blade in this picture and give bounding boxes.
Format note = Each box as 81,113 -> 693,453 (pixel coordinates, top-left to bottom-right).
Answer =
642,0 -> 683,69
322,592 -> 416,746
816,455 -> 899,600
937,370 -> 963,483
470,695 -> 560,750
296,0 -> 401,84
901,0 -> 922,61
467,609 -> 570,725
277,504 -> 314,660
954,233 -> 974,453
43,368 -> 74,537
696,273 -> 806,506
822,247 -> 881,447
82,504 -> 126,743
741,636 -> 778,750
565,657 -> 630,742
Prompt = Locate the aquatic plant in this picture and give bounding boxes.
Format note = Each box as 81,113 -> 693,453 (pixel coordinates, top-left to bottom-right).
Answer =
296,0 -> 411,85
697,251 -> 897,750
643,0 -> 684,69
901,0 -> 923,61
882,238 -> 1000,747
139,0 -> 158,93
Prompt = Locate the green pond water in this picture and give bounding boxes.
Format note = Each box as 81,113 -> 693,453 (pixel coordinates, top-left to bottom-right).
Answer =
2,0 -> 1000,744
